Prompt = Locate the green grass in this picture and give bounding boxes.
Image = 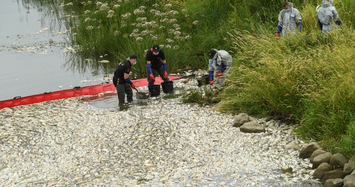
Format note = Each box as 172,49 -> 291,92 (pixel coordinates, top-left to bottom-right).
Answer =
137,178 -> 151,184
163,93 -> 180,99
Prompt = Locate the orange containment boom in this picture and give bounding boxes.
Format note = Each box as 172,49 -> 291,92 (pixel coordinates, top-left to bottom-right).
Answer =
0,76 -> 182,109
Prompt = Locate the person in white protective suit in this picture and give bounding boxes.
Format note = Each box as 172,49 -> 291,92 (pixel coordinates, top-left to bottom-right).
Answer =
276,2 -> 302,39
316,0 -> 342,33
208,49 -> 232,86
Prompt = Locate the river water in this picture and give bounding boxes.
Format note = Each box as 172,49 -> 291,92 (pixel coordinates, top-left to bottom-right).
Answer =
0,0 -> 114,101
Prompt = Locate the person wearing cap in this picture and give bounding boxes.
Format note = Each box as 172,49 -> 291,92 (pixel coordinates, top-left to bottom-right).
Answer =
276,2 -> 302,39
145,44 -> 169,86
208,49 -> 232,85
113,54 -> 138,104
317,0 -> 342,33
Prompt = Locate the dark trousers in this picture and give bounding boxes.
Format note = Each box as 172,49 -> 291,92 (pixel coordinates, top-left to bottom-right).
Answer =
147,65 -> 170,86
116,83 -> 133,104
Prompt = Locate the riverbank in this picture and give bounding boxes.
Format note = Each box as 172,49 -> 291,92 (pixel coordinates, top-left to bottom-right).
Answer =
0,79 -> 322,186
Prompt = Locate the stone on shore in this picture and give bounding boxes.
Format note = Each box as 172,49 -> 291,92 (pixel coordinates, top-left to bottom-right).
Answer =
233,113 -> 250,127
324,178 -> 343,187
240,121 -> 265,133
314,162 -> 333,179
299,142 -> 321,159
312,152 -> 332,169
330,153 -> 348,169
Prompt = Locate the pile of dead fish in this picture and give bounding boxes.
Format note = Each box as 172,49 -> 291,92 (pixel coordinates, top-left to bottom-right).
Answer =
0,83 -> 322,186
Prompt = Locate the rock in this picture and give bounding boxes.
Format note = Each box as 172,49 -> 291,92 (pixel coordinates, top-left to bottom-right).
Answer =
330,153 -> 348,169
285,142 -> 299,150
344,161 -> 355,175
240,121 -> 265,133
233,113 -> 250,127
324,178 -> 343,187
323,169 -> 346,182
314,162 -> 333,179
299,142 -> 321,159
344,182 -> 355,187
313,152 -> 332,169
310,149 -> 327,163
344,175 -> 355,187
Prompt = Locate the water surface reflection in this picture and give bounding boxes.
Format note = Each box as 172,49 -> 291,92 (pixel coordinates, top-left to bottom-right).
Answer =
0,0 -> 118,100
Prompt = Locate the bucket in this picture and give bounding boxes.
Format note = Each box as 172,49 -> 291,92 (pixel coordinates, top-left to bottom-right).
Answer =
148,84 -> 160,97
198,75 -> 210,86
161,81 -> 174,93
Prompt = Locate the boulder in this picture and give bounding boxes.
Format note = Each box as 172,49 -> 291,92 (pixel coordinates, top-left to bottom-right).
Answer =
314,162 -> 333,179
323,169 -> 346,182
240,121 -> 265,133
344,161 -> 355,175
330,153 -> 348,169
313,152 -> 332,169
344,183 -> 355,187
299,142 -> 321,159
310,149 -> 327,163
324,178 -> 343,187
233,113 -> 250,127
344,177 -> 355,187
344,175 -> 355,187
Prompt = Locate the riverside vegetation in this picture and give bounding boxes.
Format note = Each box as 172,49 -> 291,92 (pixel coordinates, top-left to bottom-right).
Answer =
22,0 -> 355,158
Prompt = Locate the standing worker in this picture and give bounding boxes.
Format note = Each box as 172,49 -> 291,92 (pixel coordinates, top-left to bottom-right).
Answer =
113,54 -> 138,105
145,44 -> 170,86
276,2 -> 302,39
208,49 -> 232,86
317,0 -> 342,33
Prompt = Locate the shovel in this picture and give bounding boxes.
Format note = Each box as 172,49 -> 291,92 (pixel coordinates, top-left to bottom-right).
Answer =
133,88 -> 149,99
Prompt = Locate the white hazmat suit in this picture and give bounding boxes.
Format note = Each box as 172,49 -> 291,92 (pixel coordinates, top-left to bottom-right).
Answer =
208,49 -> 232,85
277,2 -> 302,36
317,0 -> 341,33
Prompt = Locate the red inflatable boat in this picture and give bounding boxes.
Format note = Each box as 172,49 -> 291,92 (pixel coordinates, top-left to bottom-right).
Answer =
0,76 -> 182,109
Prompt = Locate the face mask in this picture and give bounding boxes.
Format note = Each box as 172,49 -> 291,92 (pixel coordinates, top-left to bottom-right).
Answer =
153,52 -> 159,55
133,61 -> 137,65
212,56 -> 217,60
285,8 -> 290,12
331,0 -> 334,5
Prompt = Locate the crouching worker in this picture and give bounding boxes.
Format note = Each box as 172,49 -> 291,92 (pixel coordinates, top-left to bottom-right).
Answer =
113,54 -> 138,104
208,49 -> 232,85
145,44 -> 170,86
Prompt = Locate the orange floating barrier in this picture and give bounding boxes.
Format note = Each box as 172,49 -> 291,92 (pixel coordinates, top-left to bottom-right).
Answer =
0,76 -> 181,109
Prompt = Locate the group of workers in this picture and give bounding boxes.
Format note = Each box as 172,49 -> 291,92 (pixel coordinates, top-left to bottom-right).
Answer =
113,45 -> 232,104
114,0 -> 343,104
277,0 -> 341,38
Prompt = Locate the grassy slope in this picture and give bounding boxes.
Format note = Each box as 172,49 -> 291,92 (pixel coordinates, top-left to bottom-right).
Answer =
218,1 -> 355,157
